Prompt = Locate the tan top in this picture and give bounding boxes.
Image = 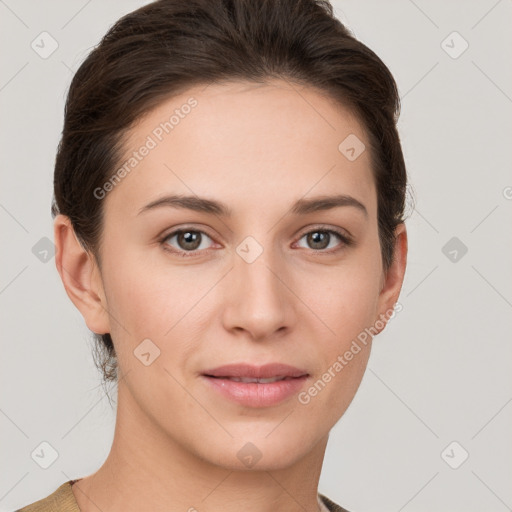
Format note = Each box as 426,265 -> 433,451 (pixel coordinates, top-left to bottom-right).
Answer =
15,480 -> 350,512
15,481 -> 81,512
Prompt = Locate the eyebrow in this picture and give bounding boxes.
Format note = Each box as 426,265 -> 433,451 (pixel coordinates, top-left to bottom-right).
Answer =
137,193 -> 368,218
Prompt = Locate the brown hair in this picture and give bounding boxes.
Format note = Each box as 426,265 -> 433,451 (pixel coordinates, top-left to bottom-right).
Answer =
52,0 -> 408,387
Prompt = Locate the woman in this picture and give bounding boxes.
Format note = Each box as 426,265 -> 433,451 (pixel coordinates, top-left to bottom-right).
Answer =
16,0 -> 408,510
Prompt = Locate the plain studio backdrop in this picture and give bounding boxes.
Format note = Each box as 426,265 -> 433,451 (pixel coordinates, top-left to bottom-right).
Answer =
1,1 -> 511,511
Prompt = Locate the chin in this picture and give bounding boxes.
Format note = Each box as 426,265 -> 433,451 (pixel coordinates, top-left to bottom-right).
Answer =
197,429 -> 320,472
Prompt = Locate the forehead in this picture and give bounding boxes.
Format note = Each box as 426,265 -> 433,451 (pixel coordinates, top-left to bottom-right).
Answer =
104,79 -> 377,220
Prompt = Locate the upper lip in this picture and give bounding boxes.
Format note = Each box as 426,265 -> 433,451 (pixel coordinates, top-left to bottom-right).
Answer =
202,363 -> 309,379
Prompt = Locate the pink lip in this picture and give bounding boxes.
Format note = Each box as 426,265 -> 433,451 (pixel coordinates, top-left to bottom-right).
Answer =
201,363 -> 309,407
202,363 -> 308,379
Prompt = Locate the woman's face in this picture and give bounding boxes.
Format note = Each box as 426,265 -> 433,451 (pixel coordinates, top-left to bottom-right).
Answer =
68,79 -> 406,470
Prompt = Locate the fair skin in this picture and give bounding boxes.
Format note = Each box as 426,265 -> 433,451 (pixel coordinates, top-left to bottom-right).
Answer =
54,79 -> 407,512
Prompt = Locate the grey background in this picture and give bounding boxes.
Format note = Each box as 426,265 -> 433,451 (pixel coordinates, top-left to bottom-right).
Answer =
1,1 -> 511,511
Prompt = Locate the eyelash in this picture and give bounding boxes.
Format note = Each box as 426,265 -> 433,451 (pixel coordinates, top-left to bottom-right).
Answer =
159,225 -> 353,258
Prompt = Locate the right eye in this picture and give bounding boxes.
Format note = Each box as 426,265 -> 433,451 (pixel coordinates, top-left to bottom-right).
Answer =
160,228 -> 216,257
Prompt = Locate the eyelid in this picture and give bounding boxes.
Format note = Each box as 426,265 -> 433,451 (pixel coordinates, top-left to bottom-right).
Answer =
296,223 -> 353,242
159,224 -> 217,243
159,226 -> 218,256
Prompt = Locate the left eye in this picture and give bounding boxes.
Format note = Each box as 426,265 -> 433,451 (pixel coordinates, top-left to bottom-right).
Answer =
295,229 -> 347,251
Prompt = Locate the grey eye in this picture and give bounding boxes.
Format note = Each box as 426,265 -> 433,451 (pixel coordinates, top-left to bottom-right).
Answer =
164,230 -> 213,252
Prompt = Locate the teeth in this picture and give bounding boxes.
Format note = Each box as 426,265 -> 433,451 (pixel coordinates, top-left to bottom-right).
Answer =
225,376 -> 288,383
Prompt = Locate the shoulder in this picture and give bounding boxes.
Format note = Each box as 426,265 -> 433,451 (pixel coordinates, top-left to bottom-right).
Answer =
319,492 -> 353,512
14,480 -> 81,512
15,482 -> 348,512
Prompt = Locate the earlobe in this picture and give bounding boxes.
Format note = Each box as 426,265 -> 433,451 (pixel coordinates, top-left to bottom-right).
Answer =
375,223 -> 408,334
53,214 -> 111,335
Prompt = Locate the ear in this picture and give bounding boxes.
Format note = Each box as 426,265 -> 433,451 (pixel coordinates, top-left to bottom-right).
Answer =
375,223 -> 408,333
53,214 -> 111,335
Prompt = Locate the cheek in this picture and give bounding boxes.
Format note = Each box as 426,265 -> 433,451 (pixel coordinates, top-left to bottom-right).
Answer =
294,257 -> 380,416
103,250 -> 192,331
101,250 -> 212,375
296,274 -> 377,421
304,259 -> 382,342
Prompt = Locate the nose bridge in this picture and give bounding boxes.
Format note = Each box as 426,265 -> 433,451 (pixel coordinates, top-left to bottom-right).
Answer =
223,236 -> 294,339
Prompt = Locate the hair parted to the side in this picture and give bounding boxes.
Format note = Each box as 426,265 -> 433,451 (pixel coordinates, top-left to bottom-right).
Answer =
52,0 -> 409,389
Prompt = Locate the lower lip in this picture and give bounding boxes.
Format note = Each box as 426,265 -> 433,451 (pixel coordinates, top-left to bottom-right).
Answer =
202,375 -> 309,407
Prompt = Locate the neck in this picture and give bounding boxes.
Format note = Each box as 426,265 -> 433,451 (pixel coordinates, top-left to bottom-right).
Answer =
71,380 -> 328,512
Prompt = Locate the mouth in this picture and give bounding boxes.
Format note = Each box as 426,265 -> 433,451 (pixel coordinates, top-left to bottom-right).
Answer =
201,362 -> 309,379
205,375 -> 299,383
201,363 -> 310,407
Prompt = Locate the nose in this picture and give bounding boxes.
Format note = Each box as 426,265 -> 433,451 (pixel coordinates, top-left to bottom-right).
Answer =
221,246 -> 296,342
